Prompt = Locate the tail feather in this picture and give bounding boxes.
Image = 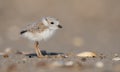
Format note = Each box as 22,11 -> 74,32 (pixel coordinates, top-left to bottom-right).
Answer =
20,30 -> 27,35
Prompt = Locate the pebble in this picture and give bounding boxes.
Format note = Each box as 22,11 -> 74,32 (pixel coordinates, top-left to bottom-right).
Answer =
3,54 -> 9,58
114,53 -> 119,57
81,58 -> 87,62
5,48 -> 12,54
95,61 -> 104,68
64,61 -> 74,66
50,61 -> 64,67
99,53 -> 106,59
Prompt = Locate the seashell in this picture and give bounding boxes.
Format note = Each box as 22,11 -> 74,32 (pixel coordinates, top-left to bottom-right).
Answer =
77,51 -> 97,58
112,57 -> 120,61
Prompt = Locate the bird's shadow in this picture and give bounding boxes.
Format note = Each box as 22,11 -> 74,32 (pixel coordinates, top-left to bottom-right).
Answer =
25,50 -> 64,58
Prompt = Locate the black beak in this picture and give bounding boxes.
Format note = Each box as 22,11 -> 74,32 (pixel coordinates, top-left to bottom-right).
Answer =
58,25 -> 62,28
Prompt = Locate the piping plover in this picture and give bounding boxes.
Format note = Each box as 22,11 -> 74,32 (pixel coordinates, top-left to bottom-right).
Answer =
20,17 -> 62,58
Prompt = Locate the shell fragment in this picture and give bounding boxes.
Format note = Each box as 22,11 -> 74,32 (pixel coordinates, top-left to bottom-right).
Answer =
77,51 -> 97,58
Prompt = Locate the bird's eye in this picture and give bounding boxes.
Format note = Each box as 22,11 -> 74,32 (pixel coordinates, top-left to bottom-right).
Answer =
50,22 -> 54,24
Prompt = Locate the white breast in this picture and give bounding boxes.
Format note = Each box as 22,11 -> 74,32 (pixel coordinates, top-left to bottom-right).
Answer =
22,29 -> 55,41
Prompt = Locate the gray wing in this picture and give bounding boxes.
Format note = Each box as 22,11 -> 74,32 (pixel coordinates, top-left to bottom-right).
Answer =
20,21 -> 41,35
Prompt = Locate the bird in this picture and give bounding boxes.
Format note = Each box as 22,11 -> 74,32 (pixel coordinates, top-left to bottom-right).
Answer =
20,17 -> 62,58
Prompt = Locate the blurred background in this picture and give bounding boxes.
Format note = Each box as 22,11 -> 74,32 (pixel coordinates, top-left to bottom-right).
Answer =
0,0 -> 120,55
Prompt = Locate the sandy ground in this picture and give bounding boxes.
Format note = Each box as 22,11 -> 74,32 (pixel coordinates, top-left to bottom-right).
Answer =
0,49 -> 120,72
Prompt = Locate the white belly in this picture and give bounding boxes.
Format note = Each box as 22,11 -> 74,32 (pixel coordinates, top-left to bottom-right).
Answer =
23,29 -> 55,41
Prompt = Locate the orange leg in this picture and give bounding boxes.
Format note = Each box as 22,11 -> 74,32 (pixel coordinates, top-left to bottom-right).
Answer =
34,41 -> 43,58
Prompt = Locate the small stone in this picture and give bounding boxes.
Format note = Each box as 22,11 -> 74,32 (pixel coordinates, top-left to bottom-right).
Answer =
99,53 -> 106,59
50,61 -> 64,67
81,58 -> 87,62
5,48 -> 12,54
3,54 -> 9,58
44,55 -> 47,57
114,53 -> 119,57
64,61 -> 74,66
22,58 -> 27,63
56,54 -> 62,58
16,51 -> 23,54
95,61 -> 104,68
61,54 -> 69,58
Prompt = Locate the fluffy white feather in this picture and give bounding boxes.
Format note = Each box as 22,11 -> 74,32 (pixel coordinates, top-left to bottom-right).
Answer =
23,29 -> 56,41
